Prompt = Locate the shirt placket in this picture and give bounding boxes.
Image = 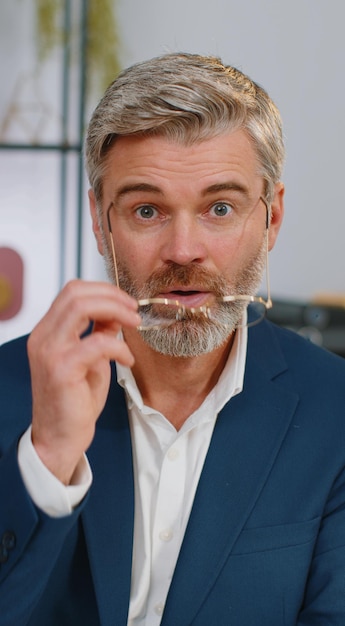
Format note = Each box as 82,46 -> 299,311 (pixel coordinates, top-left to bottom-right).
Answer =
145,433 -> 188,624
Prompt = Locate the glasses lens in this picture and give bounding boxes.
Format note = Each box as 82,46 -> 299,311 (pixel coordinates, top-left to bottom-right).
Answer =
245,300 -> 267,327
137,300 -> 181,330
206,297 -> 266,328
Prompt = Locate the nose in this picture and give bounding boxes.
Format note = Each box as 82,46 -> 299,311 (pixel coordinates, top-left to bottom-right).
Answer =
160,213 -> 207,266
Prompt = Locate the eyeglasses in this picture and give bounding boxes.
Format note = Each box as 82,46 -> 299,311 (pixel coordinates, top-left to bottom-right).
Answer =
135,294 -> 270,330
106,196 -> 273,330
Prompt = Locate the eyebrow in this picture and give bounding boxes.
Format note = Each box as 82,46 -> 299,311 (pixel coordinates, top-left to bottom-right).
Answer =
202,182 -> 249,197
113,183 -> 162,203
112,180 -> 250,204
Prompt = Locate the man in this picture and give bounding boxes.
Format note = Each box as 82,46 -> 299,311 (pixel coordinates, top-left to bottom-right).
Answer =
1,52 -> 345,625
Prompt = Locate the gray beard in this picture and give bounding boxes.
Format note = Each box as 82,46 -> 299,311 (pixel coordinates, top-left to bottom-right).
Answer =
101,232 -> 266,357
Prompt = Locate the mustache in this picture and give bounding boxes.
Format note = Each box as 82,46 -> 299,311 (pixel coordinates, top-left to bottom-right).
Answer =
141,263 -> 229,297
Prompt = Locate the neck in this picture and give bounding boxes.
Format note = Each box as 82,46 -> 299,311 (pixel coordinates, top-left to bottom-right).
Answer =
123,329 -> 234,430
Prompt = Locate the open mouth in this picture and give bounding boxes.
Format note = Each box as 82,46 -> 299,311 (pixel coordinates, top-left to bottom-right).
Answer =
171,290 -> 200,296
160,289 -> 214,307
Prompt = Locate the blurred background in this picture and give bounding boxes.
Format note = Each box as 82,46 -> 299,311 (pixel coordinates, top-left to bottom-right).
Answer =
1,0 -> 344,353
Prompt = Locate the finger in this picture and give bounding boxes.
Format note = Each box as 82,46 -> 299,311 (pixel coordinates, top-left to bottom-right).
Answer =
30,280 -> 141,345
77,330 -> 136,368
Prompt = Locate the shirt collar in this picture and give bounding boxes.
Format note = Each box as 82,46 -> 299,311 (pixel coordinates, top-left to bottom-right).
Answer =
116,315 -> 248,419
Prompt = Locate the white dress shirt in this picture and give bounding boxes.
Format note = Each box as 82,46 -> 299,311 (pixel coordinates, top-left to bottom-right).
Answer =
17,323 -> 247,625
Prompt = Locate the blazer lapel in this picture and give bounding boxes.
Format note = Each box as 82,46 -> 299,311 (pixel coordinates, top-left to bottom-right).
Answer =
81,364 -> 134,626
162,321 -> 300,626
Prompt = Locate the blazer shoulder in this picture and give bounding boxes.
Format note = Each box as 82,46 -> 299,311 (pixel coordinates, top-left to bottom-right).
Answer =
0,335 -> 32,444
270,320 -> 345,369
256,320 -> 345,401
0,332 -> 29,358
0,334 -> 31,385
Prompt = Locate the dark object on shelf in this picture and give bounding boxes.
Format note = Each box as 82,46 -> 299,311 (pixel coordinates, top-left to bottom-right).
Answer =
266,298 -> 345,358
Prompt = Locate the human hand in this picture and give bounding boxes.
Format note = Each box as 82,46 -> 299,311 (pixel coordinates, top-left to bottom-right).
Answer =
27,280 -> 141,485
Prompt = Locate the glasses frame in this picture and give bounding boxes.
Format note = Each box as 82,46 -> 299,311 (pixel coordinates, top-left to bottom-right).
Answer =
106,196 -> 273,327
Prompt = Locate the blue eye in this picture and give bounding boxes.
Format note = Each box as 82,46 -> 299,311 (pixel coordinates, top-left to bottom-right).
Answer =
210,202 -> 233,217
136,205 -> 157,219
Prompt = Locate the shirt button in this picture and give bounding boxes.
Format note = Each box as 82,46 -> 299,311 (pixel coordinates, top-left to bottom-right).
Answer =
154,602 -> 165,616
167,447 -> 179,461
2,531 -> 16,550
159,528 -> 173,542
0,546 -> 8,564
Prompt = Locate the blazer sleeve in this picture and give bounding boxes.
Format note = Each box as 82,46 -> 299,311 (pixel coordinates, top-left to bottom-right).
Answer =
0,336 -> 87,625
0,439 -> 87,626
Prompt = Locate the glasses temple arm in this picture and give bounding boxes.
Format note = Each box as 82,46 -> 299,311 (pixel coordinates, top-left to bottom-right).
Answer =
260,197 -> 272,309
107,204 -> 120,288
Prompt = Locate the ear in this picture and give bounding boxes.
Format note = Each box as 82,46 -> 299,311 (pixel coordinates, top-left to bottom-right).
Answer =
88,189 -> 104,256
268,182 -> 284,251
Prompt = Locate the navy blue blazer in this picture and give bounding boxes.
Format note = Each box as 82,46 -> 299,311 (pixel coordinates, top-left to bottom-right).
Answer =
1,319 -> 345,625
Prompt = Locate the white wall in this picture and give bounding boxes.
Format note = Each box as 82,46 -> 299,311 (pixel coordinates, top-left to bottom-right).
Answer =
1,0 -> 344,342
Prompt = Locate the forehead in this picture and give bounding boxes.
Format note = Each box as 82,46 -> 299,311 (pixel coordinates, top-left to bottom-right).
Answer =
102,129 -> 262,197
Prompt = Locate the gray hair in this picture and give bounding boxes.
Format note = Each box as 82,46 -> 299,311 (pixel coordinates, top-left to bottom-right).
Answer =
85,52 -> 285,205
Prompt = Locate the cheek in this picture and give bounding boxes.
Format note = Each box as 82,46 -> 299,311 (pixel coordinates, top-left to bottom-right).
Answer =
115,238 -> 157,280
212,231 -> 248,266
216,228 -> 264,275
